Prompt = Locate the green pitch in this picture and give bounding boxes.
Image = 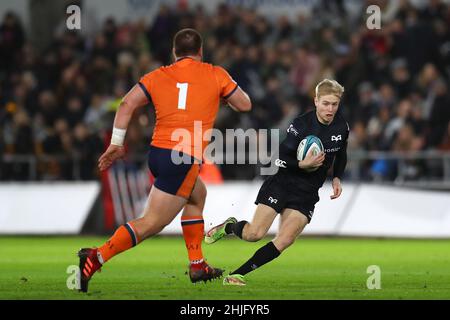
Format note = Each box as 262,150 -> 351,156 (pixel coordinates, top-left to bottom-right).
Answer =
0,236 -> 449,300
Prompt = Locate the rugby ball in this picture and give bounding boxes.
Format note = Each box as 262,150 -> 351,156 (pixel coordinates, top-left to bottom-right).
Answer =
297,135 -> 324,161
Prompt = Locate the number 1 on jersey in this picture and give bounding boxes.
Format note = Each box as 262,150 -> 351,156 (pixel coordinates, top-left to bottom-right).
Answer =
176,83 -> 188,110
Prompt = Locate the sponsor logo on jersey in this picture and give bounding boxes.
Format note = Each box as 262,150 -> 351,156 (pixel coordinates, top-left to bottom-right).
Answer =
275,159 -> 287,168
287,124 -> 299,136
268,197 -> 278,204
331,135 -> 342,142
324,147 -> 341,153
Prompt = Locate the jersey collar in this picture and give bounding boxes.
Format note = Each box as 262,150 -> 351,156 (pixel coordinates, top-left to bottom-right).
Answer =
176,56 -> 195,62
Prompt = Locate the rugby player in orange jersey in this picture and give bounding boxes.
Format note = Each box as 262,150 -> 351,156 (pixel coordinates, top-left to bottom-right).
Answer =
77,28 -> 251,292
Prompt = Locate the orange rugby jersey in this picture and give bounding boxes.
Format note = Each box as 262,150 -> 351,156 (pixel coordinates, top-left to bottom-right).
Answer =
139,57 -> 237,159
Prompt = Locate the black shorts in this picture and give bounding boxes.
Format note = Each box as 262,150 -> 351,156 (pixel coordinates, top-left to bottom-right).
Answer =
255,175 -> 319,222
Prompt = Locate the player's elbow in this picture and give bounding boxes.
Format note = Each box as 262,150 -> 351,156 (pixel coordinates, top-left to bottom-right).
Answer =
241,99 -> 252,112
227,89 -> 252,112
240,92 -> 252,112
233,99 -> 252,112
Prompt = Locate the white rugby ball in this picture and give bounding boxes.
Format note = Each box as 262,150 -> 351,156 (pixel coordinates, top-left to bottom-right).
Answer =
297,135 -> 324,161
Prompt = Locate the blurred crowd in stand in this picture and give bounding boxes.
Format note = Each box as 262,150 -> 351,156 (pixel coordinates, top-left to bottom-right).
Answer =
1,0 -> 450,181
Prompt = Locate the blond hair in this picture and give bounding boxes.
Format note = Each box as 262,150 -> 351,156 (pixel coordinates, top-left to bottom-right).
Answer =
315,79 -> 344,99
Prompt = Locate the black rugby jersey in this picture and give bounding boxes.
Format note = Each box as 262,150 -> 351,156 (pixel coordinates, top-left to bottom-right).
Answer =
274,110 -> 349,193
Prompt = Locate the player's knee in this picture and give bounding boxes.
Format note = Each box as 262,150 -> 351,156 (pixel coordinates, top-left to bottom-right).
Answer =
245,228 -> 266,242
196,186 -> 207,201
196,188 -> 207,207
202,185 -> 207,198
188,185 -> 206,207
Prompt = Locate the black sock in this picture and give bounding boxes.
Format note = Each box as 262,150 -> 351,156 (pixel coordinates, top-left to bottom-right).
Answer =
231,241 -> 281,276
225,220 -> 248,238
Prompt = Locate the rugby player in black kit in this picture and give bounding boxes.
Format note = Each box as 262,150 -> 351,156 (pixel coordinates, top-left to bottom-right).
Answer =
205,79 -> 350,285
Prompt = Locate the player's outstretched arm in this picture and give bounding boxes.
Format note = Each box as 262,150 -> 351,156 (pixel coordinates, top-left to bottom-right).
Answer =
98,84 -> 149,171
226,87 -> 252,112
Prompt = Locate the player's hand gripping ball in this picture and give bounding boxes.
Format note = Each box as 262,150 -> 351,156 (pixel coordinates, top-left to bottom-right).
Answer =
297,135 -> 324,172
